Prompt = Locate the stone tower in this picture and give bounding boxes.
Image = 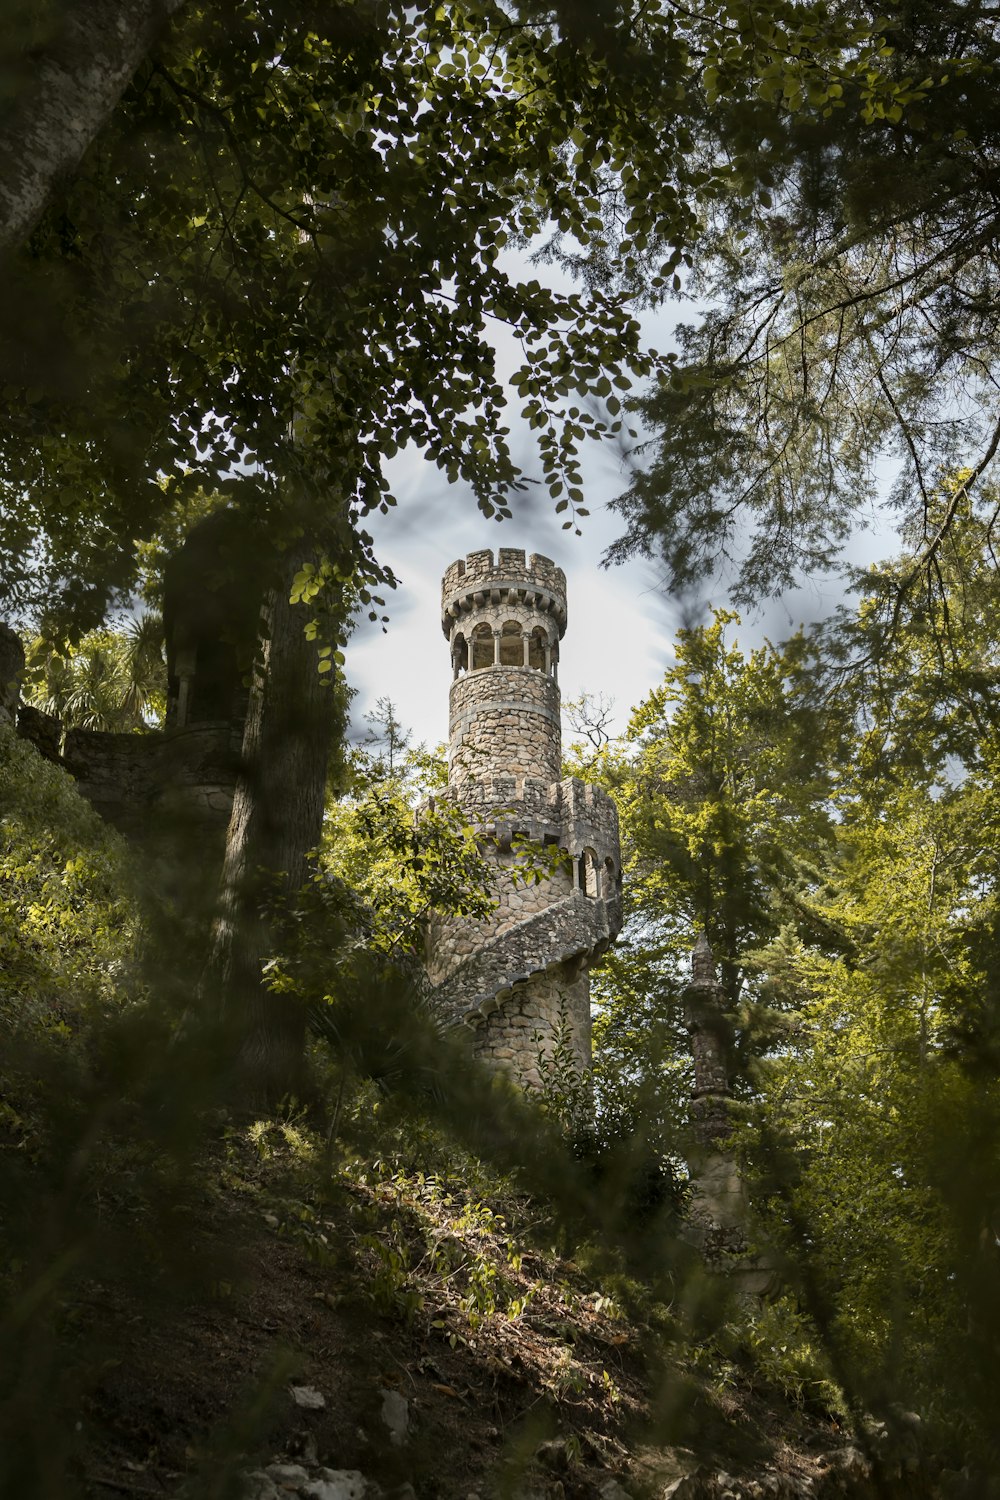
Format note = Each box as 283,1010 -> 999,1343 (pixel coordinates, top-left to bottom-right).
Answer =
426,548 -> 622,1089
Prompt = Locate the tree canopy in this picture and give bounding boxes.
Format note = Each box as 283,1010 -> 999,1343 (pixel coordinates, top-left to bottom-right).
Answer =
608,0 -> 1000,604
0,0 -> 923,634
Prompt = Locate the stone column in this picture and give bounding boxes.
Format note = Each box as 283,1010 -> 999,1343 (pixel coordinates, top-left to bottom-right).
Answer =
684,932 -> 733,1151
521,632 -> 530,666
683,933 -> 775,1295
174,646 -> 197,728
492,629 -> 501,666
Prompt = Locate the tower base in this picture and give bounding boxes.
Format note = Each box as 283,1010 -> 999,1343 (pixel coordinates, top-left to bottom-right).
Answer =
467,957 -> 591,1091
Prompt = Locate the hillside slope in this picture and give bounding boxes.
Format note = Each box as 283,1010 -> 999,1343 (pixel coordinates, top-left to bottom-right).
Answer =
59,1121 -> 935,1500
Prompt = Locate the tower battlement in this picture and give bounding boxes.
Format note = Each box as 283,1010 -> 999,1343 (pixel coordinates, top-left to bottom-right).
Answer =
441,549 -> 566,603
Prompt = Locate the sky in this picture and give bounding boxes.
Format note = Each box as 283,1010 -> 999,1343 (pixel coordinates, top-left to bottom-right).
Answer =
343,437 -> 674,754
341,253 -> 896,755
342,432 -> 892,756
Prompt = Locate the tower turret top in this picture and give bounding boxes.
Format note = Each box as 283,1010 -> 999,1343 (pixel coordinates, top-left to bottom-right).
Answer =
441,549 -> 567,636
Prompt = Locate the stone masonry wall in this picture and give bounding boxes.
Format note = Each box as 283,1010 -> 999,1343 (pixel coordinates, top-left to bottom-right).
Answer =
449,667 -> 561,785
426,858 -> 575,986
62,721 -> 240,837
2,620 -> 239,841
454,775 -> 622,861
431,889 -> 620,1029
426,776 -> 622,990
468,959 -> 591,1088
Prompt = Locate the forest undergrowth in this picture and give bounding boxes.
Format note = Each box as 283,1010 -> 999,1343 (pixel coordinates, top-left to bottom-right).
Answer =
0,710 -> 863,1498
4,575 -> 998,1500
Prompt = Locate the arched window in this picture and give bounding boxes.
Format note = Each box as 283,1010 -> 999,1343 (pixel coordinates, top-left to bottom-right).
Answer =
528,625 -> 548,671
499,620 -> 523,666
577,847 -> 600,897
452,632 -> 468,678
584,848 -> 600,897
471,622 -> 493,671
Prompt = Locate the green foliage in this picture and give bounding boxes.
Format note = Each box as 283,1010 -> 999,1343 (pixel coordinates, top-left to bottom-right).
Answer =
1,0 -> 927,635
20,614 -> 167,732
0,717 -> 141,1034
742,1297 -> 844,1418
729,543 -> 1000,1458
532,996 -> 594,1137
581,611 -> 844,1162
360,695 -> 415,779
318,735 -> 498,962
0,722 -> 249,1497
740,775 -> 1000,1449
609,2 -> 1000,604
4,2 -> 1000,1473
619,611 -> 841,971
568,529 -> 1000,1464
589,938 -> 691,1159
3,0 -> 697,626
318,710 -> 567,966
824,477 -> 1000,783
709,1295 -> 846,1420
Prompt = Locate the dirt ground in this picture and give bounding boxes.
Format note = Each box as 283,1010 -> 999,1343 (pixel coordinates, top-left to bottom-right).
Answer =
66,1129 -> 857,1500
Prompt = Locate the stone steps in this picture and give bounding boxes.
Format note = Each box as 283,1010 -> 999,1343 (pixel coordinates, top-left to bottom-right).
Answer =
431,887 -> 621,1026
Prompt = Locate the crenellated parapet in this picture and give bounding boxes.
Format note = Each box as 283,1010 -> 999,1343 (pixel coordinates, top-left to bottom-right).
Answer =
437,775 -> 621,902
427,549 -> 622,1092
441,548 -> 567,610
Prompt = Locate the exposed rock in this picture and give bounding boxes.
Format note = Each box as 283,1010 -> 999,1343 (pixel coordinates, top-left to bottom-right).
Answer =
265,1462 -> 313,1490
597,1480 -> 632,1499
248,1464 -> 376,1500
299,1471 -> 368,1500
535,1438 -> 571,1472
662,1475 -> 702,1498
243,1471 -> 281,1500
379,1388 -> 409,1447
817,1447 -> 870,1480
290,1385 -> 326,1411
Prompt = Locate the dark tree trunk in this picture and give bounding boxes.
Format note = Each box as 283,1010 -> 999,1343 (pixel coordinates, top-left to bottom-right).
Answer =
208,551 -> 337,1108
0,0 -> 186,256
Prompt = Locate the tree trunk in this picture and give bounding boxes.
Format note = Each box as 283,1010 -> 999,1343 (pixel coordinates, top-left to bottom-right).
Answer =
208,551 -> 337,1108
0,0 -> 186,256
